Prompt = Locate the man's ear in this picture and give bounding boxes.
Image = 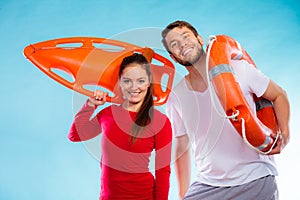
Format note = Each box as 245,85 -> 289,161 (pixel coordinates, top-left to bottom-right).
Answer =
197,35 -> 204,46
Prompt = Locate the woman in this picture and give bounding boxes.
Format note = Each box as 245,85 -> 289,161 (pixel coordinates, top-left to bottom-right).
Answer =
68,53 -> 172,200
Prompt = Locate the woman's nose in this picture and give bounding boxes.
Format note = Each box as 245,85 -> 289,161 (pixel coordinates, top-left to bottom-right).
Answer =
131,81 -> 139,90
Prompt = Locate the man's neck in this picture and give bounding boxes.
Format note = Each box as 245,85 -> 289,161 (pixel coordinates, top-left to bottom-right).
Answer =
185,54 -> 207,92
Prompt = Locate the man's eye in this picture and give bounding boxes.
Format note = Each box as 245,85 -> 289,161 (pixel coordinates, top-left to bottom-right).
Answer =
170,42 -> 177,48
183,33 -> 189,39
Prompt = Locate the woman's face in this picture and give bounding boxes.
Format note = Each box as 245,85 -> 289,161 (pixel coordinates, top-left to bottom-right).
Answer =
119,63 -> 150,106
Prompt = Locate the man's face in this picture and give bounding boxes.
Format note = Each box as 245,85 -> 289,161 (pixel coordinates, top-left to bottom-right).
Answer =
164,26 -> 204,66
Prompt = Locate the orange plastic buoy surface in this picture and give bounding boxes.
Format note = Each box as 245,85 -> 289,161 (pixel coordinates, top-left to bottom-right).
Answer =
208,35 -> 279,152
24,37 -> 175,105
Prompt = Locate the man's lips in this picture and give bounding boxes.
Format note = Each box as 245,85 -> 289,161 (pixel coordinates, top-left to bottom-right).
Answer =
182,47 -> 193,56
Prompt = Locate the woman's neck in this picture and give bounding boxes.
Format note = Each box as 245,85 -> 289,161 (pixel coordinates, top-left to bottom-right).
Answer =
122,101 -> 141,112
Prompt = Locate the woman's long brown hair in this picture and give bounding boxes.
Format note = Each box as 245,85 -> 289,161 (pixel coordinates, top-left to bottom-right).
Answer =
118,53 -> 154,144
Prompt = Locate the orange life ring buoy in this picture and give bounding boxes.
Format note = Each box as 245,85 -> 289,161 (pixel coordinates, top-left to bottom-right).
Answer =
207,35 -> 279,153
24,37 -> 175,106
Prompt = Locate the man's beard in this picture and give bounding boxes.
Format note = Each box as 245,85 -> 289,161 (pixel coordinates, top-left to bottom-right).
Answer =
174,47 -> 205,67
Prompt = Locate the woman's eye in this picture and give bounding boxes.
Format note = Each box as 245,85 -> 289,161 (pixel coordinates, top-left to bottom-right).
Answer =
123,79 -> 130,84
139,80 -> 145,84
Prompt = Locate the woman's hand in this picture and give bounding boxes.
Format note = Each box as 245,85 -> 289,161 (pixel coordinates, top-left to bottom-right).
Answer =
87,90 -> 108,107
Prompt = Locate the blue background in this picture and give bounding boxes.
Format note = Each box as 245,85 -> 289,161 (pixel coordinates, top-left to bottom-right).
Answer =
1,0 -> 299,199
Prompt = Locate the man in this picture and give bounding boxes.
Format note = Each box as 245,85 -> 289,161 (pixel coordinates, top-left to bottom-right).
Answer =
161,20 -> 290,199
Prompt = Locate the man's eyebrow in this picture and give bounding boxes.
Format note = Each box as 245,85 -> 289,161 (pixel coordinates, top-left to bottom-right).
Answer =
169,31 -> 191,44
181,31 -> 190,35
